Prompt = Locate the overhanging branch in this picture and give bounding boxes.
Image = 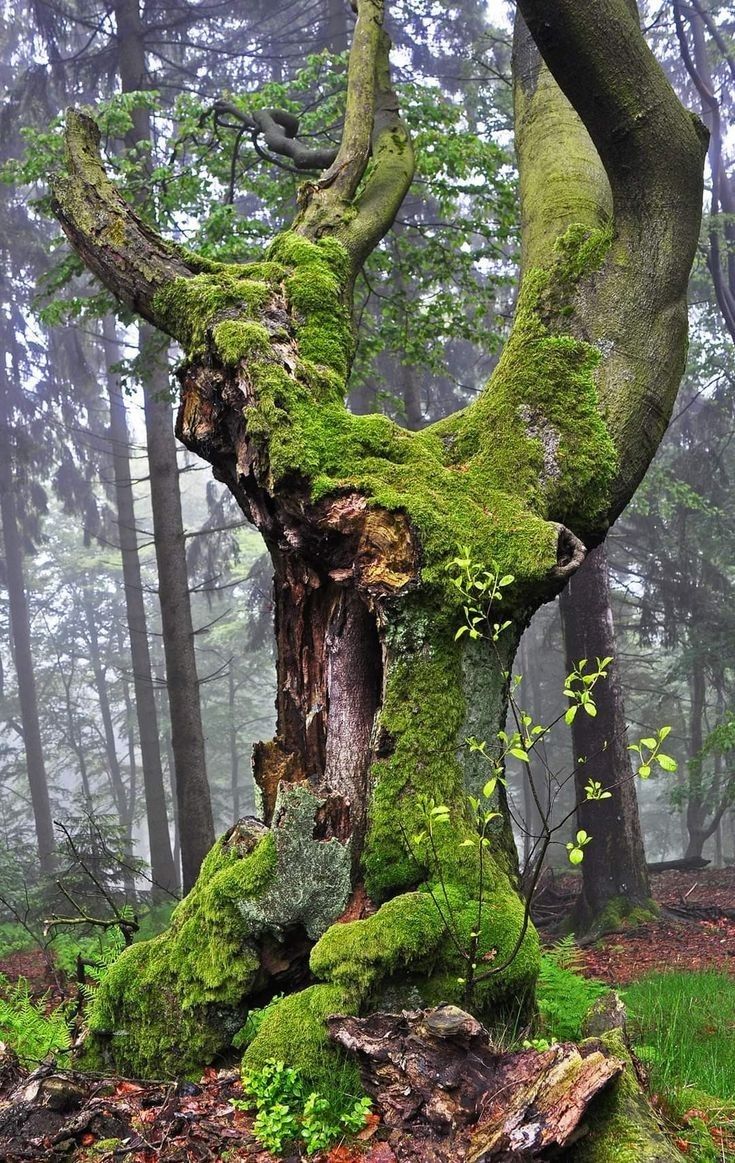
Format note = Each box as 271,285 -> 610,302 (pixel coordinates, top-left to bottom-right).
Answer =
52,108 -> 194,330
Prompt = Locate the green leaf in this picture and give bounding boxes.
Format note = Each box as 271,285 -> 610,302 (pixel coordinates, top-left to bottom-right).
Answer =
454,625 -> 469,639
583,702 -> 597,717
568,848 -> 584,865
509,747 -> 529,762
638,764 -> 651,779
656,753 -> 677,772
498,574 -> 514,587
482,778 -> 497,798
564,706 -> 577,725
640,738 -> 657,749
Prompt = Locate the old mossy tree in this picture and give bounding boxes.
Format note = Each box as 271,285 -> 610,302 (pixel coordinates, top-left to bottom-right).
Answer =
51,0 -> 705,1091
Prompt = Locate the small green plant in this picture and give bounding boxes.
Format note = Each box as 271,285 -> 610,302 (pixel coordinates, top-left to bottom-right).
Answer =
232,992 -> 285,1049
536,937 -> 607,1042
397,551 -> 679,1008
0,975 -> 72,1066
236,1060 -> 372,1156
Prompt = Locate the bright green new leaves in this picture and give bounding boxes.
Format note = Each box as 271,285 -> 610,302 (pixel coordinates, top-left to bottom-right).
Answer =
584,779 -> 612,801
629,725 -> 677,779
448,548 -> 514,642
563,656 -> 613,725
566,829 -> 592,866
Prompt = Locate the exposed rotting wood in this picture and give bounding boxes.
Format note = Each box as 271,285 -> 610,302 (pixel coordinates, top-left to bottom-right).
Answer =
327,1006 -> 624,1161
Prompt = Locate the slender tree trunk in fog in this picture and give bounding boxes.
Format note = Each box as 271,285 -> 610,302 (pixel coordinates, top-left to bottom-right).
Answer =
560,543 -> 653,931
0,443 -> 55,873
83,589 -> 137,899
104,326 -> 178,897
142,341 -> 214,891
229,667 -> 240,821
113,0 -> 214,888
685,657 -> 708,860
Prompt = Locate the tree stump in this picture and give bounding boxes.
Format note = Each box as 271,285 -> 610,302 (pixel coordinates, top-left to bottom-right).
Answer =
328,1005 -> 624,1160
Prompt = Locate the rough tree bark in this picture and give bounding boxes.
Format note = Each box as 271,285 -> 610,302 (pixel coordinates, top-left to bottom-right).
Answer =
559,544 -> 653,934
50,3 -> 704,1152
142,343 -> 215,891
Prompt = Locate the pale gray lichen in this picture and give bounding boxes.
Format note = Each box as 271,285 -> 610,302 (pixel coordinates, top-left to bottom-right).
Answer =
238,784 -> 352,940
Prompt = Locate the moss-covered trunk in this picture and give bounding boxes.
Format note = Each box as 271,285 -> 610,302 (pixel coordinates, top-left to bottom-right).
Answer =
51,0 -> 705,1102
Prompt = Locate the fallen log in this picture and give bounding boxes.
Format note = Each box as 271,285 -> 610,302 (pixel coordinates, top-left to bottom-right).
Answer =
647,857 -> 710,873
328,1005 -> 624,1161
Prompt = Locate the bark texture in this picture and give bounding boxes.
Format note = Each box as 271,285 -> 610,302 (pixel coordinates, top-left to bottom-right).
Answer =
142,341 -> 215,892
559,544 -> 653,933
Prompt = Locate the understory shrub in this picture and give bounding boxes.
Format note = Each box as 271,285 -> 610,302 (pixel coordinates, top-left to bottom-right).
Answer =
236,1059 -> 371,1155
536,935 -> 607,1041
0,976 -> 71,1066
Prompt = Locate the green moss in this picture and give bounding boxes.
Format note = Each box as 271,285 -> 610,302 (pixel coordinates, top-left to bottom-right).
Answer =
243,984 -> 358,1093
310,893 -> 447,992
212,320 -> 271,365
568,1030 -> 683,1162
85,833 -> 277,1078
584,897 -> 659,939
153,265 -> 278,357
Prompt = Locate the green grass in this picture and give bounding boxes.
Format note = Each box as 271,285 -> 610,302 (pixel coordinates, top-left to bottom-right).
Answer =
624,970 -> 735,1103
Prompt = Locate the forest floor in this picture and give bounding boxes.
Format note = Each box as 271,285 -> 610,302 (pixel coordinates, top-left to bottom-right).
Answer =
567,867 -> 735,984
1,867 -> 734,1161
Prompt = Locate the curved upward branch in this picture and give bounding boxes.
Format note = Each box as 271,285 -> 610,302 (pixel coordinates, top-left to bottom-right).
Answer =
315,0 -> 383,201
516,0 -> 706,243
52,109 -> 194,329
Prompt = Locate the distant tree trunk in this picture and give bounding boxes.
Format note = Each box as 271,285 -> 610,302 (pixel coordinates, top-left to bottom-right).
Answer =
83,588 -> 137,899
229,667 -> 241,821
685,656 -> 707,860
104,326 -> 178,898
324,0 -> 350,53
516,631 -> 544,871
111,0 -> 214,889
0,438 -> 55,873
142,343 -> 215,891
559,544 -> 653,932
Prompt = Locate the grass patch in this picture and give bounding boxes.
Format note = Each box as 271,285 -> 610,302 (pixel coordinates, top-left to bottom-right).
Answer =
624,970 -> 735,1101
624,970 -> 735,1160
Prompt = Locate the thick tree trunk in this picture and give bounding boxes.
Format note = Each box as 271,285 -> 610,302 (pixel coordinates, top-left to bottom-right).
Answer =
559,544 -> 653,933
142,340 -> 215,890
104,330 -> 178,898
54,2 -> 704,1129
0,439 -> 55,873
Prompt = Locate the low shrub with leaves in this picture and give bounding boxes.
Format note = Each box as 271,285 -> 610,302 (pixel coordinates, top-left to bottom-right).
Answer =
536,937 -> 607,1042
0,975 -> 71,1067
236,1060 -> 372,1156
